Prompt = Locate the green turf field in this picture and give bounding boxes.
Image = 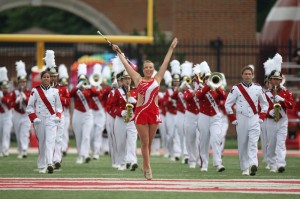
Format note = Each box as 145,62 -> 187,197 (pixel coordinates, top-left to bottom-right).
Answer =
0,138 -> 299,199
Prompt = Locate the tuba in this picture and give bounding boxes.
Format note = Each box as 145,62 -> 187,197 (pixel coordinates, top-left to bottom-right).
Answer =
208,72 -> 223,90
89,74 -> 102,88
124,85 -> 134,123
273,85 -> 281,122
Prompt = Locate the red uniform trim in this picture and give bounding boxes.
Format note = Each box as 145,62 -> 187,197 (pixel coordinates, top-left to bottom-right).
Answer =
28,113 -> 38,121
236,84 -> 257,114
36,86 -> 55,115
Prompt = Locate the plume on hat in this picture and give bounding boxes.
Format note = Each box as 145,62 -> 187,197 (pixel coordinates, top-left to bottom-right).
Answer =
15,60 -> 27,78
181,61 -> 193,77
77,63 -> 87,77
199,61 -> 211,75
102,65 -> 111,80
248,64 -> 255,72
93,63 -> 102,75
151,70 -> 157,78
170,59 -> 181,75
193,63 -> 202,75
0,67 -> 8,82
272,53 -> 282,72
163,70 -> 172,85
58,64 -> 69,79
111,55 -> 125,75
263,58 -> 274,77
43,50 -> 56,70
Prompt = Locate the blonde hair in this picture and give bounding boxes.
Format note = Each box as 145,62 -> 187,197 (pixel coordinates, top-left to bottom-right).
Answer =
143,60 -> 154,68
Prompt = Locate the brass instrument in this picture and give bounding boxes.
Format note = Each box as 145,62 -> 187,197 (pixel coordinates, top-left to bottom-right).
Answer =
208,72 -> 223,90
124,85 -> 134,123
273,85 -> 281,122
89,74 -> 102,87
196,73 -> 203,84
60,77 -> 69,86
182,76 -> 192,84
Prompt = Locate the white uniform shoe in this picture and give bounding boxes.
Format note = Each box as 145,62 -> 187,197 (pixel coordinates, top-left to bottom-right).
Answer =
216,165 -> 225,172
200,168 -> 208,172
76,156 -> 83,164
189,163 -> 196,169
118,165 -> 127,171
39,167 -> 47,174
242,168 -> 249,176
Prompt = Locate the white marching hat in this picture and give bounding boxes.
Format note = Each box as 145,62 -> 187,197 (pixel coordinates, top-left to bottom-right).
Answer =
44,50 -> 58,75
0,66 -> 9,88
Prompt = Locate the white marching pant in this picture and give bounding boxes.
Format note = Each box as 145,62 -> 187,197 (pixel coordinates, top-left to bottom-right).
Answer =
0,111 -> 13,155
184,111 -> 199,165
61,109 -> 70,153
53,115 -> 65,163
197,113 -> 223,169
265,117 -> 288,170
260,120 -> 268,163
34,115 -> 58,169
220,112 -> 228,152
165,112 -> 178,158
106,113 -> 117,165
72,109 -> 93,158
159,114 -> 168,156
236,113 -> 260,170
114,116 -> 137,166
176,111 -> 188,159
12,111 -> 31,154
90,109 -> 106,156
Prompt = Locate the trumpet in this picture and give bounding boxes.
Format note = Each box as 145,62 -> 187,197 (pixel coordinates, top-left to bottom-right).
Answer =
195,73 -> 203,84
273,85 -> 281,122
124,85 -> 134,123
208,72 -> 223,90
182,76 -> 192,84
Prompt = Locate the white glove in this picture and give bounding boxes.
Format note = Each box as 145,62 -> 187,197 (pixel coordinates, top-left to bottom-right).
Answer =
33,118 -> 41,125
128,97 -> 136,104
85,85 -> 91,89
274,95 -> 284,102
231,120 -> 238,125
53,116 -> 60,123
121,110 -> 127,117
112,81 -> 118,89
0,91 -> 3,98
180,81 -> 187,89
269,109 -> 275,117
15,96 -> 21,103
76,81 -> 84,89
298,112 -> 300,117
259,119 -> 264,124
21,92 -> 26,99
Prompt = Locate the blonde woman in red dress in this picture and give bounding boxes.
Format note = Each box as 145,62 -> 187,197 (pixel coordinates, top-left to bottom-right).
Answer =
112,38 -> 178,180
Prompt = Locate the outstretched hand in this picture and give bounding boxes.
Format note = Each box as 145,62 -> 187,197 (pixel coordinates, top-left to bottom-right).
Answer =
170,37 -> 178,49
112,44 -> 121,53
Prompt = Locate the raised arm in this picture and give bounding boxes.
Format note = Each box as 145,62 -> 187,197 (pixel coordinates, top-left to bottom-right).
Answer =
155,38 -> 178,84
112,44 -> 141,86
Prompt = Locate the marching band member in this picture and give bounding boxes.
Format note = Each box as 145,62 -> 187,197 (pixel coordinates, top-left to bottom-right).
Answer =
261,58 -> 273,169
161,70 -> 172,158
89,63 -> 106,160
173,61 -> 192,164
264,53 -> 295,173
225,65 -> 268,176
195,61 -> 227,172
46,52 -> 70,170
181,63 -> 201,168
70,63 -> 100,164
164,60 -> 182,161
11,61 -> 31,159
26,69 -> 62,174
112,37 -> 178,180
58,64 -> 71,157
0,67 -> 13,157
111,64 -> 138,171
219,73 -> 229,153
105,64 -> 122,168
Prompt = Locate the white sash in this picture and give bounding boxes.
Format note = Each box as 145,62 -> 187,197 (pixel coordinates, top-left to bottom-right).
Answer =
118,88 -> 127,102
76,90 -> 89,111
205,92 -> 219,114
178,91 -> 186,109
92,96 -> 102,110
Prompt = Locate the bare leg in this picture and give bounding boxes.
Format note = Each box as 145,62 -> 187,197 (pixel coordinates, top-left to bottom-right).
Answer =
136,124 -> 158,170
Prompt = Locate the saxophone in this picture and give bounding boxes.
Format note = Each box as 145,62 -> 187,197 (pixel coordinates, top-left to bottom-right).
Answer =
273,85 -> 281,122
124,85 -> 134,123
